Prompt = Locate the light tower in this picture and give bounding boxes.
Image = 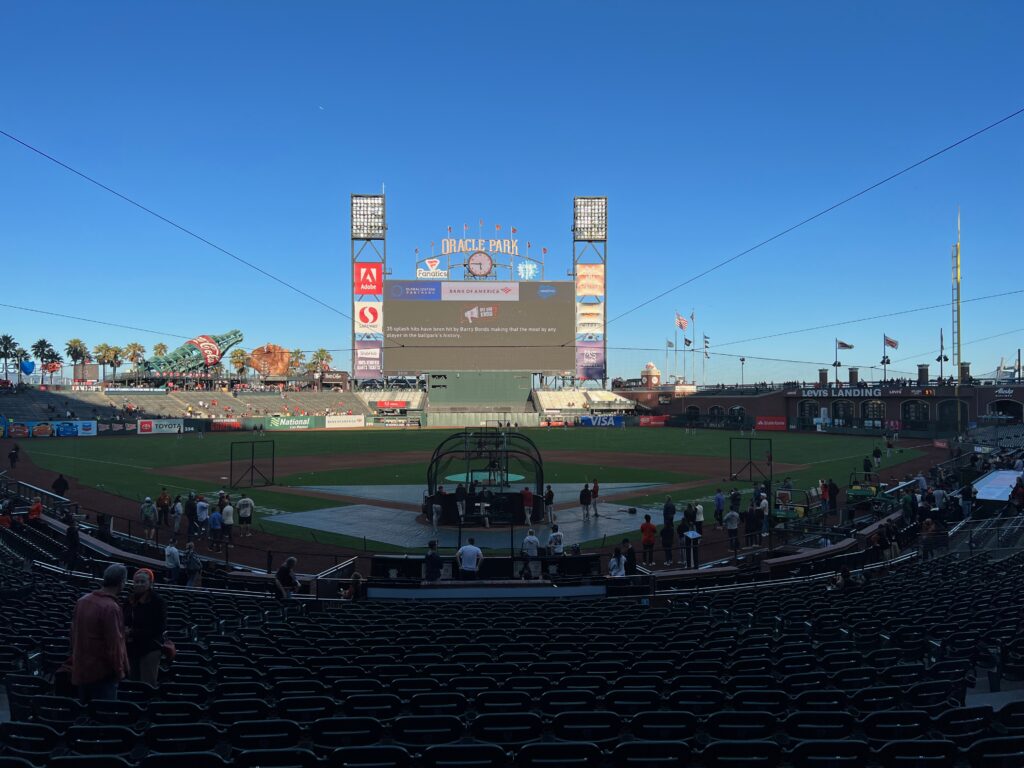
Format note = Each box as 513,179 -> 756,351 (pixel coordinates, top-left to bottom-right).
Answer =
951,210 -> 962,382
572,196 -> 608,388
351,194 -> 387,381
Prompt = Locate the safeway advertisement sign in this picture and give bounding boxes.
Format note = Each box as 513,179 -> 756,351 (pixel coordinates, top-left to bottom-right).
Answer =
755,415 -> 787,432
354,301 -> 383,333
137,418 -> 184,435
354,263 -> 383,294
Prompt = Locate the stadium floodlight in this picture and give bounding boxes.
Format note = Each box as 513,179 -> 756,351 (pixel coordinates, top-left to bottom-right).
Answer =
573,196 -> 608,242
351,194 -> 386,240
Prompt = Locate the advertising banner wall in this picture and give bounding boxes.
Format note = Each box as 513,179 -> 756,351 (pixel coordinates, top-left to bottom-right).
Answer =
137,418 -> 184,435
374,400 -> 408,409
325,414 -> 366,429
4,420 -> 97,438
638,415 -> 669,427
580,415 -> 624,427
211,419 -> 244,432
268,415 -> 323,430
755,416 -> 787,431
108,388 -> 166,394
354,340 -> 383,376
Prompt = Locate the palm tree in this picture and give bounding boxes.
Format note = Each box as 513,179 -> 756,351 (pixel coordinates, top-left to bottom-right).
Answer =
65,338 -> 89,367
153,342 -> 168,359
289,348 -> 306,375
0,334 -> 17,383
310,348 -> 333,371
14,347 -> 30,385
124,342 -> 146,369
31,339 -> 51,379
92,343 -> 111,382
229,348 -> 249,378
43,349 -> 63,384
108,346 -> 124,381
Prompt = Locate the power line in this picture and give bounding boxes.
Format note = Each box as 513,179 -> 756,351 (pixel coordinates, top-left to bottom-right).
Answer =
0,129 -> 351,321
605,105 -> 1024,326
891,327 -> 1024,364
0,302 -> 190,340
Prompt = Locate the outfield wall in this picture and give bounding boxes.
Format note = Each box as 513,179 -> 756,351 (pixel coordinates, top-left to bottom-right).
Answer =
425,411 -> 542,428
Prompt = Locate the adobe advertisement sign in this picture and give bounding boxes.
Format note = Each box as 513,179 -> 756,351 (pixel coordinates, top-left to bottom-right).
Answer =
755,416 -> 787,431
355,340 -> 383,376
354,263 -> 383,294
382,280 -> 574,372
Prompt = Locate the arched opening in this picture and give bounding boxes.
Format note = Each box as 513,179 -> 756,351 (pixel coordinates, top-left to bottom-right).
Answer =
901,399 -> 930,431
860,400 -> 885,428
831,400 -> 855,426
708,405 -> 725,424
685,405 -> 700,423
797,399 -> 820,430
938,399 -> 969,431
729,405 -> 746,427
989,399 -> 1024,424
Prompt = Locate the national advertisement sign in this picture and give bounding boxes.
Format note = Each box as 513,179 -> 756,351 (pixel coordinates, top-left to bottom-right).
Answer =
755,416 -> 787,431
4,420 -> 97,438
269,415 -> 313,430
325,414 -> 366,429
137,418 -> 184,435
580,415 -> 624,427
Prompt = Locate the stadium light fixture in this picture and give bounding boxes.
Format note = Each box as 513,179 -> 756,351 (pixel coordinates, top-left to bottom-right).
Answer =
351,194 -> 386,240
573,196 -> 608,242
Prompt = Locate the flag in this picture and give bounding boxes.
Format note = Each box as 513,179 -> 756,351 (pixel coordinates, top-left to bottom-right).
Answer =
479,218 -> 483,227
463,223 -> 469,231
684,338 -> 693,347
447,226 -> 452,234
940,328 -> 944,352
414,248 -> 419,254
495,224 -> 502,232
527,241 -> 532,249
666,340 -> 674,348
542,247 -> 548,255
511,227 -> 517,234
675,312 -> 689,331
691,311 -> 695,324
884,335 -> 899,350
703,334 -> 710,346
837,340 -> 854,350
705,350 -> 710,359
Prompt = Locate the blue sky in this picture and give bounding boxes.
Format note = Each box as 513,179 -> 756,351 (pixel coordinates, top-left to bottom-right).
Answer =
1,1 -> 1021,383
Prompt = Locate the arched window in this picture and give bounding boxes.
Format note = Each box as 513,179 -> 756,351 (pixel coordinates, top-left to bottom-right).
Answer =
901,399 -> 930,429
861,400 -> 885,423
831,400 -> 855,426
729,405 -> 746,424
685,405 -> 700,422
989,399 -> 1023,424
797,399 -> 820,430
708,405 -> 725,422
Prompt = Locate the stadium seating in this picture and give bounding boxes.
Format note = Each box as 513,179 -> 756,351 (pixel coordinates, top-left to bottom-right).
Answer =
1,544 -> 1024,767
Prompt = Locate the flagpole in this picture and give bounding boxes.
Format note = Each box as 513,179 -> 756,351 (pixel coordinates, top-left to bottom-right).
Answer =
691,309 -> 696,388
834,338 -> 839,387
882,335 -> 886,382
674,328 -> 678,380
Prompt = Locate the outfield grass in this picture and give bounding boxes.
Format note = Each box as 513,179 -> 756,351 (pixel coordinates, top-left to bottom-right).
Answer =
21,428 -> 919,552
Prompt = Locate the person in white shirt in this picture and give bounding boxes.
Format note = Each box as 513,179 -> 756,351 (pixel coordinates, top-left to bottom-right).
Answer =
759,494 -> 770,536
221,499 -> 235,545
170,495 -> 184,543
165,543 -> 181,585
547,524 -> 564,555
608,547 -> 626,577
236,493 -> 254,536
456,538 -> 483,580
521,529 -> 541,579
694,502 -> 705,535
195,496 -> 210,537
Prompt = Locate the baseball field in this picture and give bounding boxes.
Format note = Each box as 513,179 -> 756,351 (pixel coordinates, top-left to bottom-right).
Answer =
16,427 -> 931,555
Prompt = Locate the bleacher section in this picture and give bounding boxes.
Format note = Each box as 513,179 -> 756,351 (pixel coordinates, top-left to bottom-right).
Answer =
584,390 -> 636,411
356,391 -> 426,411
532,389 -> 589,415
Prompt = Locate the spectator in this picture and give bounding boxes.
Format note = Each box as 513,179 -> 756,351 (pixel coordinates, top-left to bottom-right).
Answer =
236,493 -> 254,536
591,478 -> 601,517
758,493 -> 770,537
170,495 -> 183,543
622,538 -> 637,575
139,497 -> 158,543
544,484 -> 555,524
521,486 -> 534,525
195,495 -> 210,538
662,496 -> 676,529
920,518 -> 937,561
640,514 -> 657,566
52,473 -> 69,497
873,446 -> 883,468
456,537 -> 483,580
608,547 -> 626,577
183,542 -> 202,587
165,542 -> 181,585
342,572 -> 362,601
184,492 -> 198,540
156,488 -> 171,528
724,505 -> 740,552
124,568 -> 166,687
660,523 -> 674,567
71,563 -> 130,702
424,541 -> 443,582
828,479 -> 840,514
221,496 -> 235,546
547,524 -> 564,556
27,496 -> 43,526
579,484 -> 593,520
208,506 -> 223,552
65,517 -> 80,572
454,483 -> 467,521
275,556 -> 301,598
6,446 -> 17,471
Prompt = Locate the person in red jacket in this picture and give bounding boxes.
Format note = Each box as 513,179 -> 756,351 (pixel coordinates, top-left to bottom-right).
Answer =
71,564 -> 130,702
640,514 -> 657,566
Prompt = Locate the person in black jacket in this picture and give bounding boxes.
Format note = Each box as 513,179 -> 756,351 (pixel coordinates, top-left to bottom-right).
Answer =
579,484 -> 593,520
622,538 -> 637,575
454,483 -> 467,521
124,568 -> 166,686
65,518 -> 80,572
424,541 -> 443,582
660,524 -> 674,567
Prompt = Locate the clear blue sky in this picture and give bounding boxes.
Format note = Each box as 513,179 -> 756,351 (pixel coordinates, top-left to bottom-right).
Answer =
2,1 -> 1022,383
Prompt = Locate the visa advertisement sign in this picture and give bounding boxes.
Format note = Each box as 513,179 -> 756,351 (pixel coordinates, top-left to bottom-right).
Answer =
580,415 -> 624,427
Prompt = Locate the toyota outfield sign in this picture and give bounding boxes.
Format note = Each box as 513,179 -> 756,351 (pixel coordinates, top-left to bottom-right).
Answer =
137,419 -> 184,435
